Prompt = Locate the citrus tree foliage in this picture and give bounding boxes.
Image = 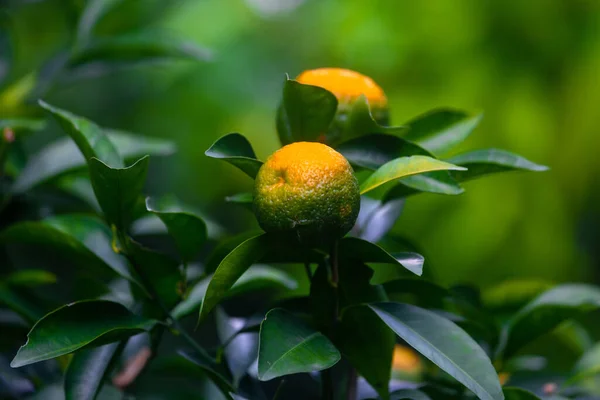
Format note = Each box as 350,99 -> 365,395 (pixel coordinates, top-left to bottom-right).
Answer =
1,4 -> 599,400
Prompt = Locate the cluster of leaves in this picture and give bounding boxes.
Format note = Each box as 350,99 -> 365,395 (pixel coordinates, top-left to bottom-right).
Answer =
1,4 -> 600,400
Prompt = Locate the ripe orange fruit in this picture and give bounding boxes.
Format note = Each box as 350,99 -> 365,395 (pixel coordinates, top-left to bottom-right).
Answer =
253,142 -> 360,244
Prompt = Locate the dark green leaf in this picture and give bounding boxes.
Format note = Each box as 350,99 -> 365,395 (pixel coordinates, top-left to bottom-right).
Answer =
500,284 -> 600,361
12,130 -> 175,193
75,0 -> 123,47
89,156 -> 149,231
225,192 -> 253,210
173,265 -> 296,320
345,95 -> 407,138
216,308 -> 258,386
369,302 -> 503,400
146,196 -> 207,262
448,149 -> 549,182
65,342 -> 121,400
355,197 -> 405,243
39,100 -> 123,168
0,284 -> 44,323
390,389 -> 433,400
339,237 -> 424,277
383,279 -> 449,308
360,156 -> 466,195
403,109 -> 483,155
0,215 -> 140,287
150,353 -> 235,400
10,300 -> 156,367
205,133 -> 263,179
257,308 -> 340,381
125,239 -> 181,308
70,33 -> 211,67
5,270 -> 56,287
0,118 -> 46,132
199,234 -> 271,321
502,387 -> 541,400
276,77 -> 338,145
337,262 -> 394,399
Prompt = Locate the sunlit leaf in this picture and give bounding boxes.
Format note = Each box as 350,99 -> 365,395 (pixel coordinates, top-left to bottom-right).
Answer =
360,156 -> 466,195
205,133 -> 263,179
369,302 -> 503,400
448,149 -> 549,182
257,308 -> 340,381
11,300 -> 156,367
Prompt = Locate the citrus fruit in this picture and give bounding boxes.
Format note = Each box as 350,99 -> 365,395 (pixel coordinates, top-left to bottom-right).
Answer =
253,142 -> 360,245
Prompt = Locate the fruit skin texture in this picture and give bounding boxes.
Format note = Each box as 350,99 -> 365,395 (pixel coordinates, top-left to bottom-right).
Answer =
253,142 -> 360,245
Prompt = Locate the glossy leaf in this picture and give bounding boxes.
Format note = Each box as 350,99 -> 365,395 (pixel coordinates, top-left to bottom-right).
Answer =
369,302 -> 503,400
216,308 -> 258,386
403,109 -> 483,155
146,196 -> 207,261
0,215 -> 139,287
225,192 -> 253,210
89,156 -> 149,231
276,77 -> 338,145
448,149 -> 549,182
12,130 -> 175,193
5,270 -> 56,287
199,234 -> 271,320
70,33 -> 211,67
11,300 -> 156,367
64,342 -> 121,400
339,237 -> 424,276
355,197 -> 405,243
173,265 -> 296,319
360,156 -> 466,195
205,133 -> 263,179
345,95 -> 406,138
257,308 -> 340,381
0,118 -> 46,132
500,284 -> 600,360
39,100 -> 123,168
502,387 -> 541,400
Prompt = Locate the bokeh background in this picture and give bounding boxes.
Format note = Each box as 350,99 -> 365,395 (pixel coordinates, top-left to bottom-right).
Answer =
4,0 -> 600,288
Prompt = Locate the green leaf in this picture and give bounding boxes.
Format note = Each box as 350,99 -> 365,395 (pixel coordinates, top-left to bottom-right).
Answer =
276,77 -> 338,145
482,279 -> 554,311
345,95 -> 406,138
146,196 -> 207,262
149,353 -> 235,400
566,341 -> 600,385
205,133 -> 263,179
225,192 -> 253,210
336,261 -> 394,399
403,109 -> 483,155
0,215 -> 139,287
64,342 -> 121,400
199,234 -> 272,321
448,149 -> 549,182
5,270 -> 56,287
75,0 -> 123,47
502,387 -> 541,400
0,283 -> 45,323
369,302 -> 503,400
0,118 -> 46,132
69,33 -> 211,67
89,156 -> 149,231
11,130 -> 175,193
337,133 -> 463,197
10,300 -> 156,368
339,237 -> 424,277
257,308 -> 340,381
390,389 -> 433,400
500,284 -> 600,361
173,265 -> 296,320
215,308 -> 258,386
360,156 -> 466,195
39,100 -> 123,168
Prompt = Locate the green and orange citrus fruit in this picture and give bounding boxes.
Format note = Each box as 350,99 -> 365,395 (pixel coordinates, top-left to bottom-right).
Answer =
253,142 -> 360,244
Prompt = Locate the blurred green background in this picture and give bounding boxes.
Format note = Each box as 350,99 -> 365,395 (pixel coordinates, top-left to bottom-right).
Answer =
4,0 -> 600,288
